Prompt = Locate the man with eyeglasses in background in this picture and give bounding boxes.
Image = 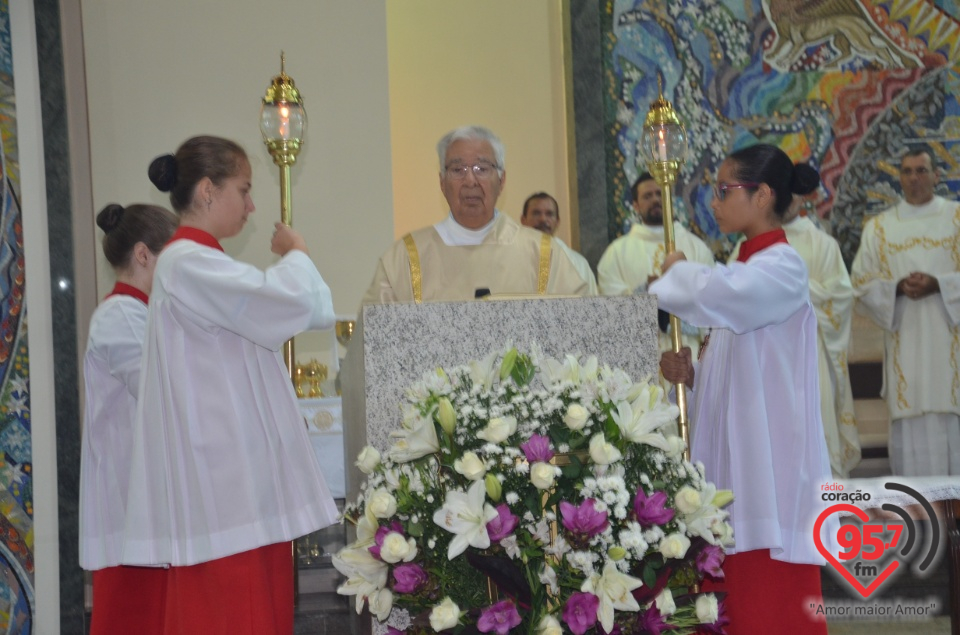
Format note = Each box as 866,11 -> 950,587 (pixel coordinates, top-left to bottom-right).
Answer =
851,144 -> 960,476
520,191 -> 597,295
596,172 -> 715,383
362,125 -> 593,304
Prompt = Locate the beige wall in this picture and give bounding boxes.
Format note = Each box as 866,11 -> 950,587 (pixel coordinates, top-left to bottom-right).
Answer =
82,0 -> 394,340
386,0 -> 574,245
82,0 -> 572,364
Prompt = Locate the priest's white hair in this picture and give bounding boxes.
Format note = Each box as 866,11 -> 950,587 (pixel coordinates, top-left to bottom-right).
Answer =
437,125 -> 505,175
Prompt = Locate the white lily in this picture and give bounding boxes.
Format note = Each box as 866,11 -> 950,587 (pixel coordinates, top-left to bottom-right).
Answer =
388,412 -> 440,462
355,505 -> 379,546
468,349 -> 499,390
610,388 -> 678,450
432,479 -> 499,559
332,545 -> 389,615
580,561 -> 643,633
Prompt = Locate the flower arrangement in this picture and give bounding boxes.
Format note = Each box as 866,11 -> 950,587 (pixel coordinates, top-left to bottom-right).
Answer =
335,346 -> 733,634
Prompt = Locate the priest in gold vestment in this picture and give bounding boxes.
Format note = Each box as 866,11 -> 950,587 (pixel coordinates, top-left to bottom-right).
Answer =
362,126 -> 594,305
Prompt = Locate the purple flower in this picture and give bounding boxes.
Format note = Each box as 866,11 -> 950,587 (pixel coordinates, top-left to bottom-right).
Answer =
696,544 -> 725,581
635,604 -> 671,635
392,563 -> 428,594
562,592 -> 599,635
386,628 -> 405,635
633,488 -> 674,528
477,600 -> 522,634
369,520 -> 404,560
560,499 -> 609,537
520,434 -> 554,463
486,504 -> 520,542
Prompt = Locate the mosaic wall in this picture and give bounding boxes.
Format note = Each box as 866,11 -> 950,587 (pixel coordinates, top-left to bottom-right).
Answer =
0,0 -> 34,631
602,0 -> 960,265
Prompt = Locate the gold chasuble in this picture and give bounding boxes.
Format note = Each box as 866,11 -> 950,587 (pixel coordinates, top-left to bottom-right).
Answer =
362,214 -> 591,305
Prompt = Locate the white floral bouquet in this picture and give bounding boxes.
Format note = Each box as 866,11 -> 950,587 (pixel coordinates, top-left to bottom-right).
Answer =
334,346 -> 733,635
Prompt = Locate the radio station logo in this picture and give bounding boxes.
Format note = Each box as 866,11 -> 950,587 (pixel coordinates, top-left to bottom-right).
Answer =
813,481 -> 941,599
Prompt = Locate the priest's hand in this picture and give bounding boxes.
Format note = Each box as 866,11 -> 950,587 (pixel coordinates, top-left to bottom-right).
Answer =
661,251 -> 687,274
271,222 -> 309,257
897,272 -> 940,300
660,347 -> 694,388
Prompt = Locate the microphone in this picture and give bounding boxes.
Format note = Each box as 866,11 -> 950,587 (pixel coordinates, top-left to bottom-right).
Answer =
475,288 -> 491,299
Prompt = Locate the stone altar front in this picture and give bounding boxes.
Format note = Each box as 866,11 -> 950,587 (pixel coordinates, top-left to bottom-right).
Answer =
341,295 -> 660,502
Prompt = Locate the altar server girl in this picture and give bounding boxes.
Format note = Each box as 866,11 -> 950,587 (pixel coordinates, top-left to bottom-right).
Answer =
79,203 -> 177,635
652,144 -> 836,635
122,135 -> 338,633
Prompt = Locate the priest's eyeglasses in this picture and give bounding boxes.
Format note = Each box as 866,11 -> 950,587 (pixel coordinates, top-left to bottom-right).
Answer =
713,182 -> 760,201
444,162 -> 500,180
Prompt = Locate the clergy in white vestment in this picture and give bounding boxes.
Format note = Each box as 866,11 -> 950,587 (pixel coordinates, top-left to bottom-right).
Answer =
362,126 -> 593,305
654,145 -> 835,635
597,172 -> 715,391
79,203 -> 176,635
730,201 -> 861,478
520,190 -> 598,294
122,136 -> 338,633
851,145 -> 960,476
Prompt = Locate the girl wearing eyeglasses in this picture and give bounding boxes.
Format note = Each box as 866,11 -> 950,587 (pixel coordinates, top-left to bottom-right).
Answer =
652,144 -> 835,635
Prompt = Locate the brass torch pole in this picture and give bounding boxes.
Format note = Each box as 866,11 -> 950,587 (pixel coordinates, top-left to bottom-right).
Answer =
650,166 -> 690,460
644,81 -> 691,461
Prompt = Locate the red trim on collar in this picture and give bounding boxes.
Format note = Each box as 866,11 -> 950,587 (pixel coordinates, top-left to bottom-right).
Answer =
168,226 -> 224,252
736,229 -> 788,263
106,282 -> 149,305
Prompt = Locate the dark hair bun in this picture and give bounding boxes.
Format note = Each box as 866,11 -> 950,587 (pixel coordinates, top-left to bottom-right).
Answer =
790,163 -> 820,196
96,203 -> 125,233
148,154 -> 177,192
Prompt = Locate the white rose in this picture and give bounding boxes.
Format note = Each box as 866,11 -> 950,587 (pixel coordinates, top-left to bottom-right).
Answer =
454,451 -> 487,481
711,518 -> 735,546
367,488 -> 397,519
695,593 -> 719,624
564,404 -> 589,430
675,486 -> 702,515
655,588 -> 676,616
476,416 -> 518,444
355,446 -> 381,474
589,433 -> 622,465
536,614 -> 563,635
429,596 -> 461,631
379,531 -> 417,564
530,461 -> 557,490
658,532 -> 691,559
664,435 -> 686,459
369,587 -> 393,621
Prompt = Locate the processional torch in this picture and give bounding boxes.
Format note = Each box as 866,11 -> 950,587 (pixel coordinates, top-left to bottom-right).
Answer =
260,52 -> 306,378
642,77 -> 691,461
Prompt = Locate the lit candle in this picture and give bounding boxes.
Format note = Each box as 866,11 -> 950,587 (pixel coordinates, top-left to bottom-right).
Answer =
279,104 -> 290,139
657,129 -> 668,162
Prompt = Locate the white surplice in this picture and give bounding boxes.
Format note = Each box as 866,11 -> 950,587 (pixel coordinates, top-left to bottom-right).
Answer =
851,196 -> 960,475
732,217 -> 861,477
122,239 -> 338,566
650,243 -> 836,564
79,295 -> 147,570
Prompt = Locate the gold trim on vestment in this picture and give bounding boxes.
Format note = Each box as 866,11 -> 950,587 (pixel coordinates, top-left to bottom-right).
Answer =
538,234 -> 552,295
402,234 -> 422,304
